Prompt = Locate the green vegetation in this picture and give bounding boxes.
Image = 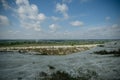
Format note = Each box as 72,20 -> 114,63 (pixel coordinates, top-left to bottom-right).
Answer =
94,49 -> 120,57
0,39 -> 115,47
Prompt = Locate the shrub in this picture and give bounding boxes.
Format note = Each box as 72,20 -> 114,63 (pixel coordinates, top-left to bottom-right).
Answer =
94,49 -> 120,57
36,69 -> 99,80
17,77 -> 22,80
94,50 -> 108,55
36,70 -> 97,80
97,44 -> 104,47
48,65 -> 55,70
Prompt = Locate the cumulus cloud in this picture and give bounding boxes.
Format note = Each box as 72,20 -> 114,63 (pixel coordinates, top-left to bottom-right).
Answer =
56,3 -> 69,19
70,20 -> 84,27
49,24 -> 59,32
0,15 -> 10,26
15,0 -> 46,31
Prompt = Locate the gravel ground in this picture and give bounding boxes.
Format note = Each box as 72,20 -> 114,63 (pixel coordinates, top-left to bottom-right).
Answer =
0,41 -> 120,80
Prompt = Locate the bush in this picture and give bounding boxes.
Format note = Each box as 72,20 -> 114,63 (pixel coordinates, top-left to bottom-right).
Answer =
35,69 -> 99,80
94,50 -> 108,55
36,71 -> 88,80
94,49 -> 120,56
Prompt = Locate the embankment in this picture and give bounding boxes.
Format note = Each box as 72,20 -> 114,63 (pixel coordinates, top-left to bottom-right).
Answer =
0,44 -> 99,55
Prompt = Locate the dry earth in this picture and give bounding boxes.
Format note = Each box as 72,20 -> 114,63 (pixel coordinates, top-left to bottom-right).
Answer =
0,42 -> 120,80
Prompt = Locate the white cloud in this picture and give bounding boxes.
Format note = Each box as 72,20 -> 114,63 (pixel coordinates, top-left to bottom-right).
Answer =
15,0 -> 46,31
70,20 -> 84,27
38,13 -> 46,21
0,15 -> 10,26
51,16 -> 59,21
49,24 -> 59,32
8,30 -> 20,34
85,24 -> 120,38
1,0 -> 11,10
111,24 -> 120,33
56,3 -> 69,19
34,26 -> 41,31
105,16 -> 111,20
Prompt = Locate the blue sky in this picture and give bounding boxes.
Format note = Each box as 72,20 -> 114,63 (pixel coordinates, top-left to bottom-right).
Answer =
0,0 -> 120,39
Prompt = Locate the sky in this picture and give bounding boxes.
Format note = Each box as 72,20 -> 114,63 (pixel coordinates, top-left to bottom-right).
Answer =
0,0 -> 120,39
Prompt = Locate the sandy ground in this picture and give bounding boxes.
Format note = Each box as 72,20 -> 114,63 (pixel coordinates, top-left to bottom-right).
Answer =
0,42 -> 120,80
